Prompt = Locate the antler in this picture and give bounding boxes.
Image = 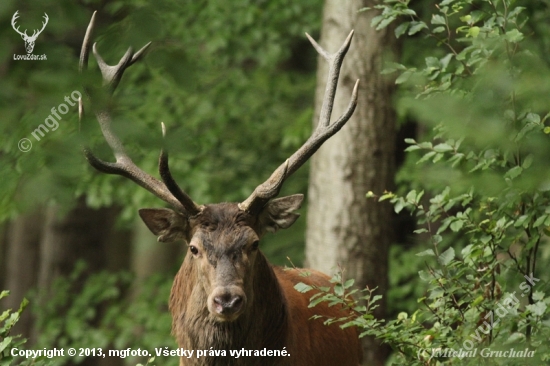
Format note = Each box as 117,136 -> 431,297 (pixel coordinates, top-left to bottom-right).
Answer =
239,30 -> 359,215
79,11 -> 201,217
11,11 -> 49,39
11,11 -> 26,38
30,13 -> 49,39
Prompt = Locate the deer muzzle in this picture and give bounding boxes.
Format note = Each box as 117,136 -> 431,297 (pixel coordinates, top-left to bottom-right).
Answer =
208,285 -> 246,321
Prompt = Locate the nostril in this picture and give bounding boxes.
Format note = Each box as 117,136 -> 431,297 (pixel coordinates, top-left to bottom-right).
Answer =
213,294 -> 243,314
214,293 -> 231,306
229,295 -> 242,309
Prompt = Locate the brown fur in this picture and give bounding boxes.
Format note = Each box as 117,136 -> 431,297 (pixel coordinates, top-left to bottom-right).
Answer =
163,203 -> 362,366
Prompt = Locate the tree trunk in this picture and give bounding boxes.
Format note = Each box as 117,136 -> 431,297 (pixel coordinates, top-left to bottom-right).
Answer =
3,210 -> 43,341
305,2 -> 396,365
37,197 -> 117,292
36,197 -> 122,366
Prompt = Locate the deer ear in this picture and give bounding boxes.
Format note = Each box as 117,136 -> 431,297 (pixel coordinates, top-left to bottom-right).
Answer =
259,194 -> 304,233
139,208 -> 189,242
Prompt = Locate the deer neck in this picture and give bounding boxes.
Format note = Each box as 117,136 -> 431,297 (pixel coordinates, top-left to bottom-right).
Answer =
171,251 -> 288,355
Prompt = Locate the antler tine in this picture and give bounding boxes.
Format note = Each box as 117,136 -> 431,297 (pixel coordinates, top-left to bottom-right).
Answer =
37,13 -> 48,34
239,31 -> 359,215
79,12 -> 195,215
11,11 -> 26,37
79,11 -> 96,73
130,42 -> 152,65
79,10 -> 151,92
308,30 -> 354,128
159,123 -> 202,216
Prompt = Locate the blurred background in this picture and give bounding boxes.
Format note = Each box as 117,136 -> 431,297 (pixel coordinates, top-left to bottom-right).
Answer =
0,1 -> 351,365
2,0 -> 550,365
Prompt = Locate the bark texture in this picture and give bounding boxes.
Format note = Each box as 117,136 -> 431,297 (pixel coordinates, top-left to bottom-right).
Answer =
305,2 -> 396,365
37,198 -> 117,292
4,210 -> 43,341
36,198 -> 122,366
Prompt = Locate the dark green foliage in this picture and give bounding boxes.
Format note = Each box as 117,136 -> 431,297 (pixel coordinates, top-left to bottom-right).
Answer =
2,0 -> 323,363
299,1 -> 550,364
1,0 -> 320,237
1,262 -> 174,366
0,291 -> 29,366
28,263 -> 174,366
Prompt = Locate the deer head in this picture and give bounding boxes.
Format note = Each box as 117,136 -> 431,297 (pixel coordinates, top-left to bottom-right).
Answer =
11,11 -> 48,54
79,12 -> 358,322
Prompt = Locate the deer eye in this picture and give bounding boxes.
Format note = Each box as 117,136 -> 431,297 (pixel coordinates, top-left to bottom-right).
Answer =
189,245 -> 199,255
251,240 -> 259,251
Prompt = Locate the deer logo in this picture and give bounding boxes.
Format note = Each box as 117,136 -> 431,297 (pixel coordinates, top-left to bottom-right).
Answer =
11,11 -> 49,54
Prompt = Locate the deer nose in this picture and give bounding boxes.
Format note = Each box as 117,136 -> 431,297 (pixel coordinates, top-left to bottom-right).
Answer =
213,293 -> 243,314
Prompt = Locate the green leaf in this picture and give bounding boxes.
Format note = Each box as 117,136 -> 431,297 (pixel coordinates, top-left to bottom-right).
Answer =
408,21 -> 428,36
525,113 -> 541,124
526,302 -> 547,317
416,249 -> 435,257
401,9 -> 417,16
382,62 -> 406,75
533,291 -> 545,302
504,166 -> 523,180
505,29 -> 524,43
414,228 -> 428,234
438,247 -> 455,265
522,154 -> 533,169
431,14 -> 446,25
334,284 -> 344,297
514,214 -> 529,228
395,22 -> 409,38
418,270 -> 433,282
394,199 -> 405,213
418,151 -> 437,163
433,143 -> 453,152
0,336 -> 12,354
395,69 -> 415,84
496,217 -> 508,229
450,220 -> 463,232
379,192 -> 395,201
406,190 -> 417,202
504,332 -> 525,344
376,16 -> 397,30
0,309 -> 10,323
405,145 -> 420,152
533,214 -> 548,228
471,295 -> 484,307
429,287 -> 444,298
425,56 -> 440,69
468,26 -> 480,38
294,282 -> 313,293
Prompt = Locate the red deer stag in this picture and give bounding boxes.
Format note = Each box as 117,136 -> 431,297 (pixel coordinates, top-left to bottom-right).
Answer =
79,12 -> 361,366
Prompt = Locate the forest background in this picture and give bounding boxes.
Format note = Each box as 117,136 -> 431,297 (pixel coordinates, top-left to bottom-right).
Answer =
1,0 -> 550,365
